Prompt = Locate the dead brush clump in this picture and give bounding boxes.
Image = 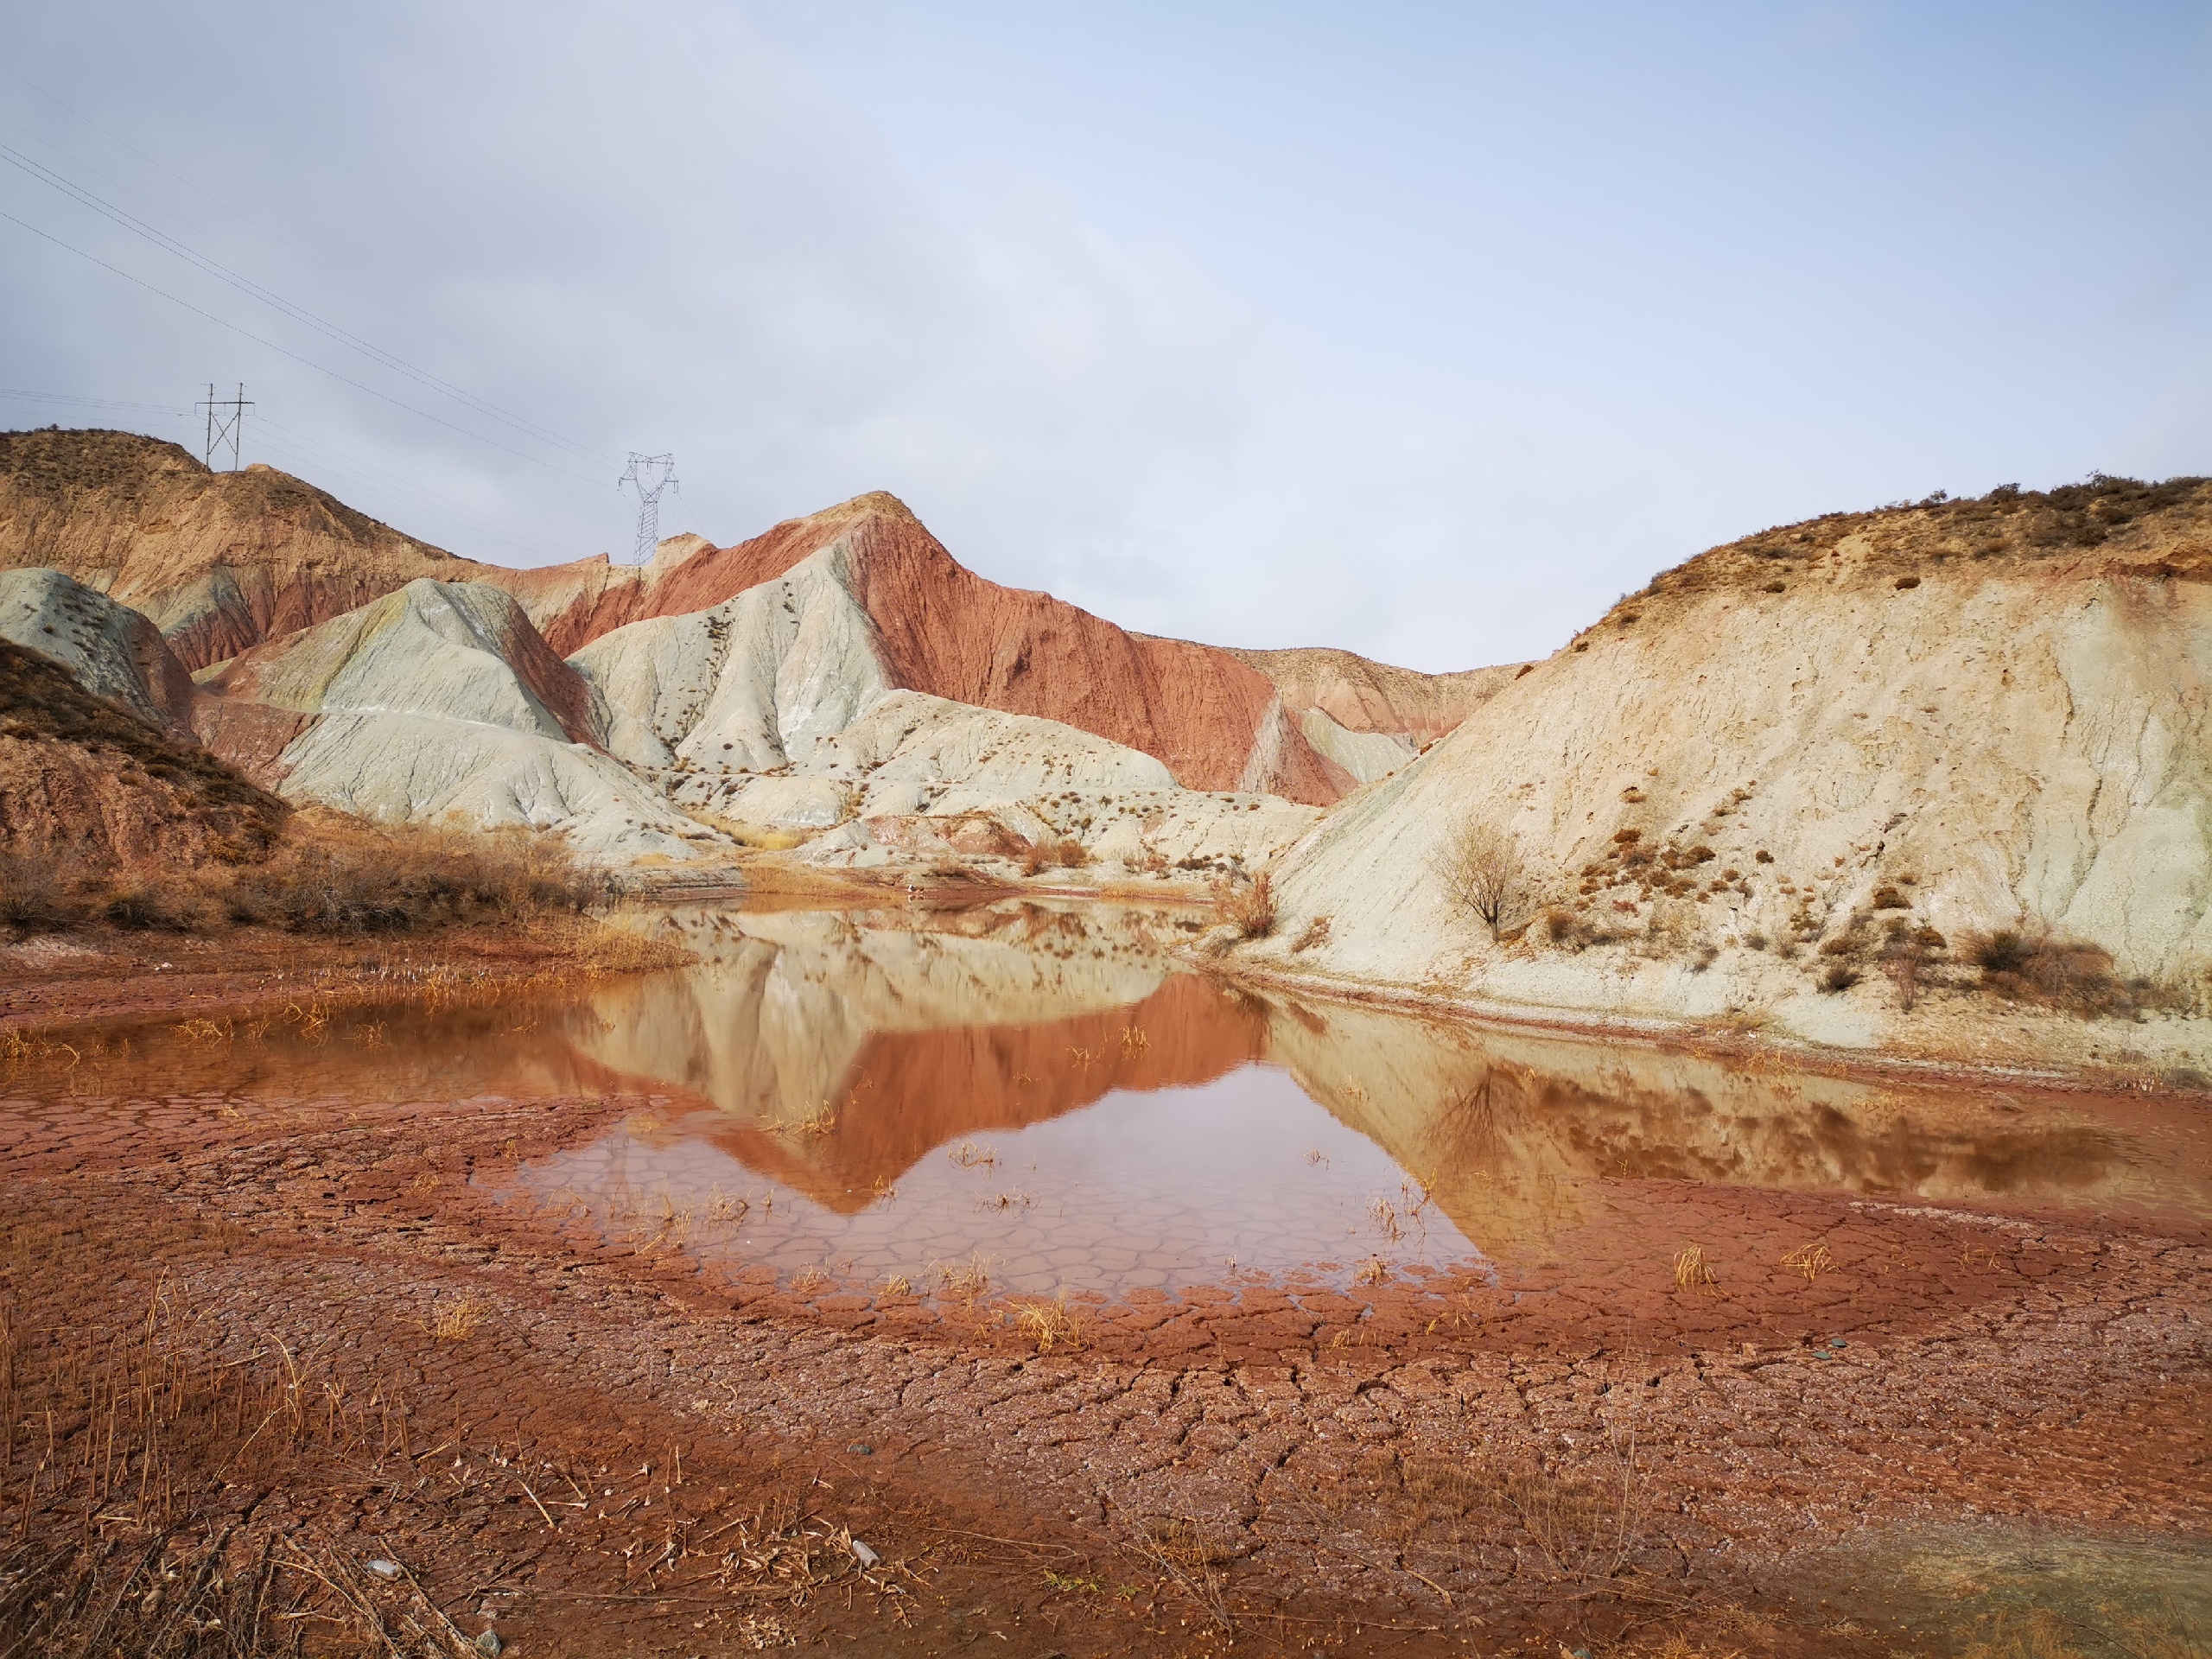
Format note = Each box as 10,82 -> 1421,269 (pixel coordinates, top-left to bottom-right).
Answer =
0,1526 -> 483,1659
1127,1517 -> 1236,1634
1019,836 -> 1090,875
0,849 -> 71,931
1395,1427 -> 1648,1586
1211,870 -> 1276,938
222,810 -> 608,933
2,808 -> 613,941
0,1274 -> 484,1657
1968,927 -> 2169,1018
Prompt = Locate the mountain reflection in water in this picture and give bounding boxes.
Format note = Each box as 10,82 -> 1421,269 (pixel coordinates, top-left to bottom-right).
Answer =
14,899 -> 2201,1298
497,901 -> 2200,1292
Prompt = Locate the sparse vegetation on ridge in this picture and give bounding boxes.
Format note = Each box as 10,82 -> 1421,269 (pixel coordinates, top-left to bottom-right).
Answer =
1603,472 -> 2212,622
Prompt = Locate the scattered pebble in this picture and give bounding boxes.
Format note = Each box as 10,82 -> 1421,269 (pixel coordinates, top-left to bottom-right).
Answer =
847,1442 -> 874,1456
365,1560 -> 402,1580
475,1631 -> 504,1657
850,1538 -> 880,1568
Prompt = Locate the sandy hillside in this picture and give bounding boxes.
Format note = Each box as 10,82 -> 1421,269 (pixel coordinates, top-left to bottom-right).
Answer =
1251,475 -> 2212,1058
0,632 -> 285,873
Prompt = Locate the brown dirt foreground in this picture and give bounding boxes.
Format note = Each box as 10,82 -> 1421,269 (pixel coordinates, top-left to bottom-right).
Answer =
2,1065 -> 2206,1655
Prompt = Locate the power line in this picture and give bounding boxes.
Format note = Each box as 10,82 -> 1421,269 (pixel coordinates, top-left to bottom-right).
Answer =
0,67 -> 474,365
250,415 -> 589,564
0,204 -> 610,486
0,139 -> 617,470
0,389 -> 191,416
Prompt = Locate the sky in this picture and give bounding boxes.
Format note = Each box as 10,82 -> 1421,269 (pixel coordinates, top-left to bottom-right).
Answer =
3,2 -> 2207,671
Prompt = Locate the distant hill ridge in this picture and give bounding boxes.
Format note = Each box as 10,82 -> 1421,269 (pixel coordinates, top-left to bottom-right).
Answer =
0,429 -> 1495,804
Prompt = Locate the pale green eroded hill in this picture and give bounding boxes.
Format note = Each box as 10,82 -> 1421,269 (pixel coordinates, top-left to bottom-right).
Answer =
197,579 -> 717,863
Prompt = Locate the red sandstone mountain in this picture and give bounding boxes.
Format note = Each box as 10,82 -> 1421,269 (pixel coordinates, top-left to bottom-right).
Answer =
0,430 -> 1499,803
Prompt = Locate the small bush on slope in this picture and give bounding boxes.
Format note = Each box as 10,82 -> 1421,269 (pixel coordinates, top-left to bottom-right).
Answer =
1433,822 -> 1530,940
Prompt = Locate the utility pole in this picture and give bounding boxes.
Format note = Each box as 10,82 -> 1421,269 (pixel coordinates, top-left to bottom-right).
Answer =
617,452 -> 677,565
196,382 -> 251,470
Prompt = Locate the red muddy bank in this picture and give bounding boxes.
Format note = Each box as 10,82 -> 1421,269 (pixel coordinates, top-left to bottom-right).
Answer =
3,1054 -> 2204,1656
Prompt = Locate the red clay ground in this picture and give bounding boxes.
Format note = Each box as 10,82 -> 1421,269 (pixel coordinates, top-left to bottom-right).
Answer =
3,1032 -> 2205,1657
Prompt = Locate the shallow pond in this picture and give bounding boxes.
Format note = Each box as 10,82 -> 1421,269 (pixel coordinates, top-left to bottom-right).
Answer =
6,899 -> 2207,1306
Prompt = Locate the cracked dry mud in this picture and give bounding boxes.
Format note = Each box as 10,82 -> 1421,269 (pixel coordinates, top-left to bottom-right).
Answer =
2,903 -> 2207,1656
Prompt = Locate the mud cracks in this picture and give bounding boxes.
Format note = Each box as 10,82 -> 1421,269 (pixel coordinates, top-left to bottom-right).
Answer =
2,1075 -> 2206,1656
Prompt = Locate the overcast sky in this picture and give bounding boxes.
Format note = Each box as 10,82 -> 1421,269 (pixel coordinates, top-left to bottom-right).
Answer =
4,3 -> 2207,671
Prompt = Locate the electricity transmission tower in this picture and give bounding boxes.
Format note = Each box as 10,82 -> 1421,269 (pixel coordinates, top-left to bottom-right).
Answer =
617,452 -> 677,564
197,383 -> 251,470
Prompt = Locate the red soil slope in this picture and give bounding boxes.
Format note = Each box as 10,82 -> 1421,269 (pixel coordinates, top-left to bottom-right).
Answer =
519,493 -> 1357,801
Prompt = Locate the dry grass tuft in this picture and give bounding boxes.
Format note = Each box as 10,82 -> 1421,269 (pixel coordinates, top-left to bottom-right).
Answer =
1673,1244 -> 1719,1294
931,1252 -> 994,1304
1780,1242 -> 1835,1281
1012,1293 -> 1085,1354
423,1294 -> 486,1342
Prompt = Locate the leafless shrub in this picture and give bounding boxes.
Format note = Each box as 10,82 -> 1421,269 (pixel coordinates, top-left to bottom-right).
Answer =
1292,913 -> 1332,951
1878,919 -> 1948,1011
1432,822 -> 1529,939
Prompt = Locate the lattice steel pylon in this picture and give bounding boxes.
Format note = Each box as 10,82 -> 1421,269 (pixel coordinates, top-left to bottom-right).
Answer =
197,382 -> 251,471
617,452 -> 677,564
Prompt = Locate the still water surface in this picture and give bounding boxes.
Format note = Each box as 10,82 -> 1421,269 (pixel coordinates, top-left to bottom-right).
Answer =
9,900 -> 2207,1300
